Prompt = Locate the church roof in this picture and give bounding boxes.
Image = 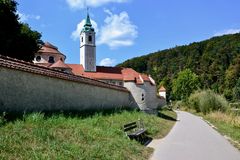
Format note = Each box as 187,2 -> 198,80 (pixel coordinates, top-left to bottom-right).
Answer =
85,13 -> 92,27
67,64 -> 155,85
81,12 -> 95,33
35,63 -> 52,67
50,60 -> 71,69
38,42 -> 66,57
68,65 -> 123,80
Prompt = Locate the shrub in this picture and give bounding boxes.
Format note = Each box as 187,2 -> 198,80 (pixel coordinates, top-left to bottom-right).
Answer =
173,101 -> 186,110
188,90 -> 229,114
233,78 -> 240,101
229,102 -> 240,109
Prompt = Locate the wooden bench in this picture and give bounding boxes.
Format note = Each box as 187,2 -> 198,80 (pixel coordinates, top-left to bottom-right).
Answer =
123,119 -> 147,144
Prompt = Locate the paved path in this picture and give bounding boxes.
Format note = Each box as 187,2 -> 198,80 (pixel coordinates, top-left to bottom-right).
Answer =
148,111 -> 240,160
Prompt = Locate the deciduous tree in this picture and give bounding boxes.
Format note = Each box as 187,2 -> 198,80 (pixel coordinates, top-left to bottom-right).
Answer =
0,0 -> 42,62
172,69 -> 200,100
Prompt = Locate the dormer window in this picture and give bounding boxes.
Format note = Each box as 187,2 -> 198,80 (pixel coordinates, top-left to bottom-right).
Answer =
36,56 -> 41,62
48,56 -> 55,63
88,35 -> 92,42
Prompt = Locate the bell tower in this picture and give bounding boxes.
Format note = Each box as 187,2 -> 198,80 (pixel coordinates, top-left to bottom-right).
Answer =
80,11 -> 96,72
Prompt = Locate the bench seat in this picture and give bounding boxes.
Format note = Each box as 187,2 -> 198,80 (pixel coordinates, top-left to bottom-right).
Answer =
123,120 -> 147,144
128,128 -> 146,136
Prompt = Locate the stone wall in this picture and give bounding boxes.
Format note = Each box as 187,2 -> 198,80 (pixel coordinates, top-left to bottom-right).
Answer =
124,81 -> 166,111
0,56 -> 136,113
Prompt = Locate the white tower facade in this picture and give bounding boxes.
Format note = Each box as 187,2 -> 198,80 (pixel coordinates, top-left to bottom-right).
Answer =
80,13 -> 96,72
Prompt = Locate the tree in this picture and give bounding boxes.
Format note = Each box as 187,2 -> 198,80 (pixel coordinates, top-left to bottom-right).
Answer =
233,78 -> 240,101
0,0 -> 42,62
118,33 -> 240,101
172,69 -> 200,100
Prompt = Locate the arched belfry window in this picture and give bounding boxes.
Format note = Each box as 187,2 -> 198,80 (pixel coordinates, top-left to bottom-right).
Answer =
81,37 -> 83,42
88,35 -> 92,42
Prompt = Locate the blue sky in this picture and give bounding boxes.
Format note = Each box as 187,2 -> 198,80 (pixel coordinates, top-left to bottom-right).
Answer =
16,0 -> 240,66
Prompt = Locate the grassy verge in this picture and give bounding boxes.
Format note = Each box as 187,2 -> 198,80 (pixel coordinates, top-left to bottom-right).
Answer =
0,109 -> 176,160
183,108 -> 240,150
203,111 -> 240,150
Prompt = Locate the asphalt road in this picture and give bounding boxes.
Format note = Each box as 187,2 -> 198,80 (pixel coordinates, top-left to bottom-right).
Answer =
148,111 -> 240,160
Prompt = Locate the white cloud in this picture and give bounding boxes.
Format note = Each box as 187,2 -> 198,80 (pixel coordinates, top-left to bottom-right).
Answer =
97,9 -> 138,49
214,29 -> 240,36
71,19 -> 98,41
71,9 -> 137,48
66,0 -> 128,9
17,11 -> 40,22
99,58 -> 116,66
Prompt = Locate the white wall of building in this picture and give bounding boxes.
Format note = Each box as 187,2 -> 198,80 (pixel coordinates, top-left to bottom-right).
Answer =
124,82 -> 166,111
159,91 -> 166,99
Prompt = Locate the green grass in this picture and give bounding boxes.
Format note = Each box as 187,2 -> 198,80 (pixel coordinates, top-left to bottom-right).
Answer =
0,109 -> 176,160
203,111 -> 240,150
184,108 -> 240,150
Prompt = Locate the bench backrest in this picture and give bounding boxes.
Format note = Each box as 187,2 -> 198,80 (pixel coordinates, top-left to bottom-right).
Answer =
123,121 -> 138,132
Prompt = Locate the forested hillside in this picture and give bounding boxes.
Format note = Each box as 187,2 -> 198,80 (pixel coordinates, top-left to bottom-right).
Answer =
117,33 -> 240,101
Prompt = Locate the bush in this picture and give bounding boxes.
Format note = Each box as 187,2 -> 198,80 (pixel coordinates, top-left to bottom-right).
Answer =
172,101 -> 187,110
233,78 -> 240,101
188,90 -> 229,114
229,102 -> 240,109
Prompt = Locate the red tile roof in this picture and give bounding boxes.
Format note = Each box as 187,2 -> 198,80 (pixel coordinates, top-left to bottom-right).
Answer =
38,42 -> 65,57
68,64 -> 155,85
121,68 -> 143,84
35,42 -> 154,85
67,64 -> 85,76
35,63 -> 52,67
159,86 -> 166,91
50,60 -> 71,69
0,55 -> 128,92
68,64 -> 123,80
35,42 -> 155,85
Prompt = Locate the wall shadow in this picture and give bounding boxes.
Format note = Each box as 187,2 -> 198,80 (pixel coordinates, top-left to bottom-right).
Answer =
0,107 -> 138,127
157,110 -> 177,121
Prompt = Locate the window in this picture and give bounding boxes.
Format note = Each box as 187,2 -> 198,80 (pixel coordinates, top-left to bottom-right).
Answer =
60,57 -> 63,61
88,35 -> 92,42
48,56 -> 55,63
36,56 -> 41,62
141,93 -> 144,101
81,37 -> 83,42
